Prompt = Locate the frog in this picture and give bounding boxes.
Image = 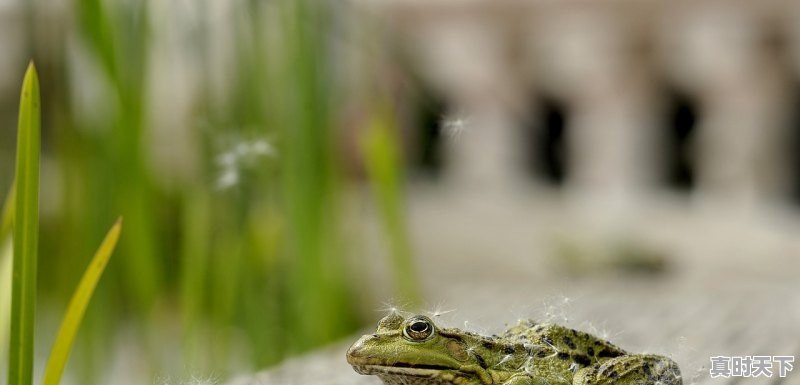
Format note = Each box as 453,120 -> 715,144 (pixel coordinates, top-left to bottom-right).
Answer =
346,313 -> 681,385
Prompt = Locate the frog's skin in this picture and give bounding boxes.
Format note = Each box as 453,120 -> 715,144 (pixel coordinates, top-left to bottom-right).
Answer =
346,313 -> 682,385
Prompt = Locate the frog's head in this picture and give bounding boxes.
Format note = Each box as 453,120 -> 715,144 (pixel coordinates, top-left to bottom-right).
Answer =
346,313 -> 494,385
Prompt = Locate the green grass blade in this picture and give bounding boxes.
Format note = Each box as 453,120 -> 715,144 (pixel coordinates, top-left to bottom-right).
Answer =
8,62 -> 41,385
2,182 -> 18,358
41,218 -> 122,385
1,181 -> 15,240
0,239 -> 12,370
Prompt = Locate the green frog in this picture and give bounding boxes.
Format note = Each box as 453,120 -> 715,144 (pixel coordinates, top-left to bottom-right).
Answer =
346,313 -> 681,385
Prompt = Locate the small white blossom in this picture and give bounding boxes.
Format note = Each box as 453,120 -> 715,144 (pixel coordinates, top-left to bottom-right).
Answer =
214,137 -> 274,190
216,168 -> 239,190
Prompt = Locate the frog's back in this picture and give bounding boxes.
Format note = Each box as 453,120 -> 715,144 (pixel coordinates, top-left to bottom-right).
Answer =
502,321 -> 628,367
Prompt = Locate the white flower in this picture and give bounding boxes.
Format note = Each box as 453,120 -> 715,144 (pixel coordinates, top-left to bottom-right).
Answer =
216,168 -> 240,190
214,137 -> 275,190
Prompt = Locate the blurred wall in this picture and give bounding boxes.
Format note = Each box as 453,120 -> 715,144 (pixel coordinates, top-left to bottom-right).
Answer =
345,0 -> 800,297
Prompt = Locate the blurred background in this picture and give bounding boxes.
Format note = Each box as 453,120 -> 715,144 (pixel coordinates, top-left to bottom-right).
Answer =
2,0 -> 800,384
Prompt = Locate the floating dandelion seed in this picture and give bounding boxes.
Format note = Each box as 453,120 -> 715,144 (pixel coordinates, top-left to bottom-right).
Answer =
466,345 -> 477,356
584,320 -> 606,337
186,375 -> 219,385
377,300 -> 412,316
155,374 -> 219,385
523,357 -> 536,375
441,115 -> 469,140
523,342 -> 535,354
601,327 -> 623,341
425,302 -> 456,318
538,294 -> 574,325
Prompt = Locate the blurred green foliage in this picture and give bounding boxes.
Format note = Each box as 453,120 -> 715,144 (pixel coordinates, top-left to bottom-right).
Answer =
0,0 -> 419,382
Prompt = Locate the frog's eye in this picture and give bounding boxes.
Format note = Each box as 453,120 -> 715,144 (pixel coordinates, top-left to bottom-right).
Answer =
403,316 -> 435,341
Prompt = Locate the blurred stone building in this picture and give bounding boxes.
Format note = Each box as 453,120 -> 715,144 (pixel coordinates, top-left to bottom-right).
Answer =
339,0 -> 800,298
1,0 -> 798,295
362,0 -> 800,202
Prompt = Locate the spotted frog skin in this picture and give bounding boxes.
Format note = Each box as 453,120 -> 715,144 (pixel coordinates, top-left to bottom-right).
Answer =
347,313 -> 681,385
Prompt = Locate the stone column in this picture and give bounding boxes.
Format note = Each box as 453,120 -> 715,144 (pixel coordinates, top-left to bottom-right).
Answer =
660,5 -> 794,213
528,7 -> 661,225
410,12 -> 523,191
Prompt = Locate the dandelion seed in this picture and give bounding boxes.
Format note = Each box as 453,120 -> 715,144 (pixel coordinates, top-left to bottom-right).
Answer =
186,374 -> 219,385
378,300 -> 409,316
155,374 -> 219,385
523,357 -> 536,375
441,115 -> 469,140
523,342 -> 535,354
466,346 -> 477,355
497,354 -> 513,366
425,303 -> 456,318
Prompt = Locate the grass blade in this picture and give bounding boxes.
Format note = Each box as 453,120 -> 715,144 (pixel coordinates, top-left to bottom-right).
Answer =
1,181 -> 15,240
2,182 -> 18,359
41,218 -> 122,385
0,240 -> 12,370
8,62 -> 41,385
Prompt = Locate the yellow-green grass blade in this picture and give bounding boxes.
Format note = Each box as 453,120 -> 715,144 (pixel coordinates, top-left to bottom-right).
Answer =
41,218 -> 122,385
1,182 -> 16,354
1,239 -> 12,369
1,181 -> 15,240
0,183 -> 14,354
8,62 -> 41,385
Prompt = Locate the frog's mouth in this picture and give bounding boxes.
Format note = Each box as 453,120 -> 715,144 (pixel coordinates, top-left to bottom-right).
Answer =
351,363 -> 453,377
